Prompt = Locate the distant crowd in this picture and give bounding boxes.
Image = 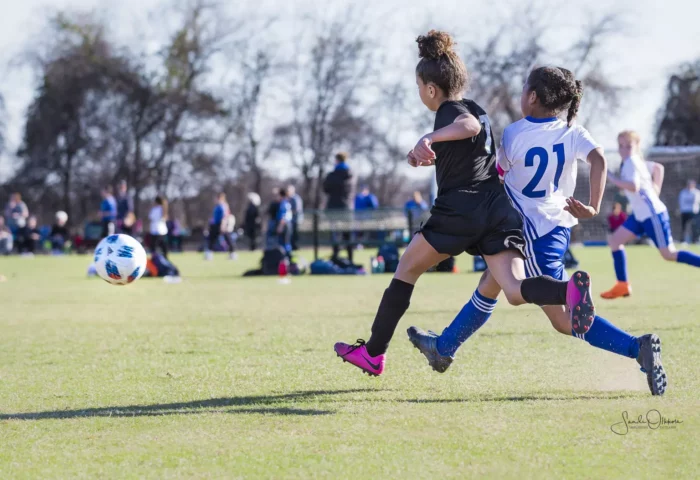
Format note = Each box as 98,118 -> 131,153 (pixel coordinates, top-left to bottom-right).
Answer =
0,152 -> 432,259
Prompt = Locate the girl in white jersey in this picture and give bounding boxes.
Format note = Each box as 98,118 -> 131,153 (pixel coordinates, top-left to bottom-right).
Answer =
602,130 -> 700,299
409,67 -> 666,396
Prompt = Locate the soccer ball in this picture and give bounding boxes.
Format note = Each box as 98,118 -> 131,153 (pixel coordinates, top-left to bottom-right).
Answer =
93,234 -> 147,286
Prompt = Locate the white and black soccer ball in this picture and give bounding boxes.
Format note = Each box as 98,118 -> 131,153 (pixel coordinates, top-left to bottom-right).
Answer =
93,234 -> 147,286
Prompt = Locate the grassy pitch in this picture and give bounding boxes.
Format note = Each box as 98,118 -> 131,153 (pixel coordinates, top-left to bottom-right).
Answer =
0,247 -> 698,479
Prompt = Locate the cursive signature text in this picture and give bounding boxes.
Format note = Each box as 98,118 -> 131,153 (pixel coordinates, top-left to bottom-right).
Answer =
611,410 -> 683,435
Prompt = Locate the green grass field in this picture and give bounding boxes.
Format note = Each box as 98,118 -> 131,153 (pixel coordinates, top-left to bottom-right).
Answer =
0,247 -> 698,479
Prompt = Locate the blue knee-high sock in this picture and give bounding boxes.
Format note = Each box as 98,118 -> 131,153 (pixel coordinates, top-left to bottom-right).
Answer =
612,250 -> 628,282
437,290 -> 497,357
573,315 -> 639,358
677,250 -> 700,267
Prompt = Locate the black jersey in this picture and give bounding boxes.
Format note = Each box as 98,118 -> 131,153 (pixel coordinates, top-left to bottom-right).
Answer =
432,99 -> 499,195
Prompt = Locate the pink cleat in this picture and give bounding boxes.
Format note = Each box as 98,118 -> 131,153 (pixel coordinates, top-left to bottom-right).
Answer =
334,339 -> 385,376
567,271 -> 595,335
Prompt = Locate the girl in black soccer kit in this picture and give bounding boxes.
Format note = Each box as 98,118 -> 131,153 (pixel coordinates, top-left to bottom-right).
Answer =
334,30 -> 596,376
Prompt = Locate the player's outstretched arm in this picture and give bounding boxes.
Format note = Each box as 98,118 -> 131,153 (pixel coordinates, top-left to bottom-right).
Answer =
648,161 -> 665,194
565,147 -> 607,219
413,113 -> 482,163
427,113 -> 481,144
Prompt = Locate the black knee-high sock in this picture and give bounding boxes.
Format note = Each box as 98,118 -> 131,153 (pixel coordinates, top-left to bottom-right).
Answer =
346,245 -> 354,264
365,279 -> 414,357
520,275 -> 568,306
332,244 -> 340,260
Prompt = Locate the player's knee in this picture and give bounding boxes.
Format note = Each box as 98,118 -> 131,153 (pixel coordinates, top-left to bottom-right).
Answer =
502,288 -> 525,306
660,249 -> 676,261
551,321 -> 571,335
395,256 -> 427,281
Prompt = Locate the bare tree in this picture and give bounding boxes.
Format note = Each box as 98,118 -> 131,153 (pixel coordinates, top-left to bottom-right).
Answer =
463,6 -> 627,136
656,61 -> 700,146
0,94 -> 5,154
225,49 -> 274,195
15,13 -> 127,219
274,14 -> 378,208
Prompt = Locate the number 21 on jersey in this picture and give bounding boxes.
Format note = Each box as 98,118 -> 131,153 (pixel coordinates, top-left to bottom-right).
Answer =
522,143 -> 565,198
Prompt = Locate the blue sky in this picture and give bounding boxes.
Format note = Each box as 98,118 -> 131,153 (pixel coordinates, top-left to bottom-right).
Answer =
0,0 -> 698,180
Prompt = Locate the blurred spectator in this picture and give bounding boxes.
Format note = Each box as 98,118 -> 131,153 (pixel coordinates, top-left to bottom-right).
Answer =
0,217 -> 13,255
244,192 -> 262,251
323,152 -> 355,264
679,179 -> 700,244
267,188 -> 292,255
206,192 -> 236,260
166,218 -> 183,252
607,202 -> 628,233
149,196 -> 169,258
354,185 -> 378,247
122,212 -> 137,237
287,185 -> 304,251
405,191 -> 429,220
116,180 -> 134,234
50,211 -> 71,254
100,186 -> 117,238
17,216 -> 41,255
354,185 -> 379,211
4,192 -> 29,234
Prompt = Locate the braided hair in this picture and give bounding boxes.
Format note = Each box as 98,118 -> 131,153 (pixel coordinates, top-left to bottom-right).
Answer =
526,67 -> 583,126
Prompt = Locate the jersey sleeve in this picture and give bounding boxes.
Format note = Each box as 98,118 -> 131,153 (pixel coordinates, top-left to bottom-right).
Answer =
619,159 -> 640,188
574,126 -> 601,161
496,125 -> 514,174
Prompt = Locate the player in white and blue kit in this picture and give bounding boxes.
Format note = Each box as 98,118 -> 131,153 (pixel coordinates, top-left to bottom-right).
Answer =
601,130 -> 700,299
408,67 -> 667,395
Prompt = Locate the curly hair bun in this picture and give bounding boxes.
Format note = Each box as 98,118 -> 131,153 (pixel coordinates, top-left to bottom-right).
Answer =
416,30 -> 456,60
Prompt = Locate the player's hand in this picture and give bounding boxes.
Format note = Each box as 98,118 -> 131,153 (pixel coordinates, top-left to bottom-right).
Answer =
408,149 -> 434,167
412,135 -> 436,164
407,150 -> 418,167
564,197 -> 597,219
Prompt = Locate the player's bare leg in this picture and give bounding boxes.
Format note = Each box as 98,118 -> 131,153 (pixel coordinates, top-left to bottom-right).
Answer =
335,233 -> 448,376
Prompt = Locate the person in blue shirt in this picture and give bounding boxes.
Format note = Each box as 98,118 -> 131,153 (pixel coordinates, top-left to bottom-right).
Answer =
324,152 -> 356,263
206,192 -> 235,260
354,185 -> 378,247
100,186 -> 117,238
404,191 -> 429,223
354,186 -> 379,211
276,188 -> 293,255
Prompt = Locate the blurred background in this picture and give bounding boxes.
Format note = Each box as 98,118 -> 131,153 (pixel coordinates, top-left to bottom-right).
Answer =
0,0 -> 698,254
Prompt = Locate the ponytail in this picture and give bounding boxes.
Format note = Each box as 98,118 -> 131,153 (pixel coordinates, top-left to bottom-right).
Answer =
567,80 -> 583,127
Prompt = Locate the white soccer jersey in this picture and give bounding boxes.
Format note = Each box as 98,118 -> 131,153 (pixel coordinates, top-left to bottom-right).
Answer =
619,155 -> 667,220
497,117 -> 600,238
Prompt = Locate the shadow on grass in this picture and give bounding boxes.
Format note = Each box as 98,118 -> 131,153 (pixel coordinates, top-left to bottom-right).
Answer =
0,388 -> 379,421
404,392 -> 638,404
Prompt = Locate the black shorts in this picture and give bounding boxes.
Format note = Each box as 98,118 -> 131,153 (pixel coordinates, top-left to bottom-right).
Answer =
419,189 -> 525,257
